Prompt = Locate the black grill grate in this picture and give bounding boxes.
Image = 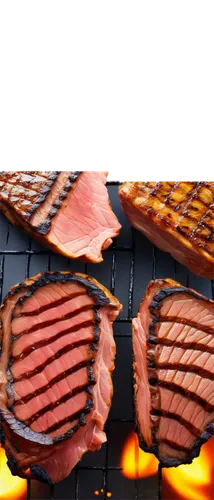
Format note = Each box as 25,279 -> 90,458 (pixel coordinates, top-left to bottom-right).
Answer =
0,181 -> 213,500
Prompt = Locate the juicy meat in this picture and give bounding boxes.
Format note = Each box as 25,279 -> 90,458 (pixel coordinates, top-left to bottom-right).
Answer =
0,272 -> 122,483
133,278 -> 214,467
0,171 -> 121,263
119,182 -> 214,279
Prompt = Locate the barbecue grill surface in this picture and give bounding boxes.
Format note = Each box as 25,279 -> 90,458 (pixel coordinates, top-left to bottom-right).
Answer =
0,182 -> 213,500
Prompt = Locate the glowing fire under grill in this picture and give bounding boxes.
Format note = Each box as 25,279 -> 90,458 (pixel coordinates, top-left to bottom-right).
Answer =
0,436 -> 213,500
121,432 -> 214,500
0,446 -> 26,500
121,432 -> 158,479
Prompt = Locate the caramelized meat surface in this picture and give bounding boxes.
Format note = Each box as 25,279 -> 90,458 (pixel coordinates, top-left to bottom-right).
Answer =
119,182 -> 214,278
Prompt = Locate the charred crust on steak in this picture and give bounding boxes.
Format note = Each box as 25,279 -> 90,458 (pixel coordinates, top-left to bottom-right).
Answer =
136,282 -> 214,467
28,171 -> 59,216
0,420 -> 5,445
6,368 -> 14,407
139,422 -> 214,468
33,220 -> 51,235
149,286 -> 213,312
0,171 -> 82,236
34,171 -> 81,235
1,272 -> 118,450
137,410 -> 214,469
0,410 -> 53,445
7,454 -> 21,476
30,465 -> 53,484
4,447 -> 53,485
7,271 -> 111,309
119,182 -> 214,277
0,172 -> 60,220
87,365 -> 96,384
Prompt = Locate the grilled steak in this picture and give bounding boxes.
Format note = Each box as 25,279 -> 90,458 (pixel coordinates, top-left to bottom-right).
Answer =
133,278 -> 214,467
0,272 -> 122,483
0,171 -> 121,263
119,182 -> 214,278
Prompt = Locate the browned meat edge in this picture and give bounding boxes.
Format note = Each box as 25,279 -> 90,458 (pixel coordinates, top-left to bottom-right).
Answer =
0,171 -> 59,220
0,429 -> 52,485
27,171 -> 60,218
135,284 -> 214,468
32,172 -> 81,235
0,272 -> 120,483
0,171 -> 81,236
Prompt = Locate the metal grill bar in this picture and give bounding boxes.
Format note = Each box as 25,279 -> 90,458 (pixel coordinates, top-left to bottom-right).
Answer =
128,229 -> 135,320
152,245 -> 156,280
75,468 -> 79,500
0,222 -> 9,303
50,484 -> 55,500
102,429 -> 109,500
25,239 -> 32,279
128,229 -> 139,500
158,465 -> 162,500
27,479 -> 31,500
47,254 -> 51,272
0,246 -> 133,254
77,466 -> 123,471
110,251 -> 116,296
0,256 -> 5,305
115,318 -> 132,322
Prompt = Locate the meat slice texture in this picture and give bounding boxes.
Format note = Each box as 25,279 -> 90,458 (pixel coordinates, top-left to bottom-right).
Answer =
0,171 -> 121,263
132,278 -> 214,467
0,271 -> 122,483
119,182 -> 214,278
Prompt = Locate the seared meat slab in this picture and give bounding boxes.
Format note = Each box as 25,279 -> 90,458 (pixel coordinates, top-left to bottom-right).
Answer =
0,171 -> 121,263
119,182 -> 214,278
0,272 -> 122,483
133,279 -> 214,467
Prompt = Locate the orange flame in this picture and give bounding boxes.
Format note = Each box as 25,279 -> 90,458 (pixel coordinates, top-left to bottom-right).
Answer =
121,432 -> 213,500
163,437 -> 214,500
120,432 -> 158,479
0,446 -> 27,500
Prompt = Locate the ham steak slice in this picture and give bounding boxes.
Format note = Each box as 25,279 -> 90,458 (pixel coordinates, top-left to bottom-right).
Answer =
133,278 -> 214,467
0,272 -> 122,483
119,182 -> 214,278
0,171 -> 121,263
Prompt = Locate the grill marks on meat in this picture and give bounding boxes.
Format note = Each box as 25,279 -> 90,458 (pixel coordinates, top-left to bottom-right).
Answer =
0,171 -> 121,263
133,278 -> 214,467
0,272 -> 122,483
0,171 -> 60,219
7,276 -> 111,433
6,279 -> 99,437
119,182 -> 214,278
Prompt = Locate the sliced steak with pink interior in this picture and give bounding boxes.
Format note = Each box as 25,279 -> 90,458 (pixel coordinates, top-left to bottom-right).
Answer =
0,272 -> 122,483
0,171 -> 121,263
133,278 -> 214,467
